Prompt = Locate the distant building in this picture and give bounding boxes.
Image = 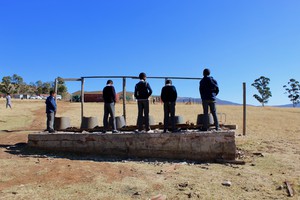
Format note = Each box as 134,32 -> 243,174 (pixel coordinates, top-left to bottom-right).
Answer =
71,91 -> 119,103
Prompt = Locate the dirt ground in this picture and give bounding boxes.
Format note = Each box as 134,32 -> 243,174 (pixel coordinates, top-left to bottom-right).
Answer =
0,99 -> 299,200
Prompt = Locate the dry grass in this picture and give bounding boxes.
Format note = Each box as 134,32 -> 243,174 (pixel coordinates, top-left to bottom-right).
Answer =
0,99 -> 300,199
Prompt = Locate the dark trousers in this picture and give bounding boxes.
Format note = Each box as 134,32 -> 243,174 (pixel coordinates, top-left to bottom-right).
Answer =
137,100 -> 150,131
47,112 -> 55,131
202,100 -> 219,130
103,103 -> 117,131
164,102 -> 176,131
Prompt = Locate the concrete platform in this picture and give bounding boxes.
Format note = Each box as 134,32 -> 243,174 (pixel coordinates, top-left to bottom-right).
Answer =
28,130 -> 236,162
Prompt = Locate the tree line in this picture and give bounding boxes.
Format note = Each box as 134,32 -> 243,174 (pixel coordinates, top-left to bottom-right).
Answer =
0,74 -> 68,97
252,76 -> 300,107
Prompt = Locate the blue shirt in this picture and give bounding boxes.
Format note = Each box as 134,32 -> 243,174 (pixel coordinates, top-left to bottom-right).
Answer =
45,96 -> 57,113
200,76 -> 219,101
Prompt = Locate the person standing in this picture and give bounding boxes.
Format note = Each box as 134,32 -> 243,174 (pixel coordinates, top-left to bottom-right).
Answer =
102,80 -> 118,133
134,72 -> 152,132
45,91 -> 57,133
161,79 -> 178,133
6,93 -> 12,109
199,68 -> 220,131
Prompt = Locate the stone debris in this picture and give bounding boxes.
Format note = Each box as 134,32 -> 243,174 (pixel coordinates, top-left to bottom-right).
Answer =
276,185 -> 284,190
178,181 -> 189,188
133,192 -> 141,196
150,194 -> 167,200
222,180 -> 232,187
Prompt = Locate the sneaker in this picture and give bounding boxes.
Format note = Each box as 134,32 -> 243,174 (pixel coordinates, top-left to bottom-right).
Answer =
200,128 -> 208,131
102,130 -> 107,133
112,130 -> 119,133
172,128 -> 181,133
146,129 -> 154,133
48,129 -> 55,133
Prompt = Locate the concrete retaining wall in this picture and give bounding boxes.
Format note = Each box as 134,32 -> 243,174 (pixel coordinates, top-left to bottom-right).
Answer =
28,131 -> 236,161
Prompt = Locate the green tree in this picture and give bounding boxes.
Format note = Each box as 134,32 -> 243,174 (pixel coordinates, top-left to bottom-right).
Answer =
57,77 -> 67,98
36,80 -> 43,95
1,76 -> 14,94
251,76 -> 272,107
283,78 -> 300,107
42,82 -> 52,94
11,74 -> 24,94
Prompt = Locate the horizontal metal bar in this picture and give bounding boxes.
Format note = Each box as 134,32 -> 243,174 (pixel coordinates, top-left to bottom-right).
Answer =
79,76 -> 202,80
62,78 -> 82,81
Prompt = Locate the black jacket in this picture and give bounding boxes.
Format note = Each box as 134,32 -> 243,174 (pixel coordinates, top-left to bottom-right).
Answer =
161,85 -> 177,103
134,80 -> 152,100
199,76 -> 219,101
103,85 -> 116,103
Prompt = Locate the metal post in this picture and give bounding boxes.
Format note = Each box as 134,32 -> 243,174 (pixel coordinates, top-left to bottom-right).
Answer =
243,82 -> 246,136
54,78 -> 58,102
81,78 -> 85,122
122,77 -> 126,122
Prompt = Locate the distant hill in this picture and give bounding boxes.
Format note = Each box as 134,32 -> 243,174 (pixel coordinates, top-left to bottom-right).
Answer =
275,104 -> 299,108
72,90 -> 241,105
176,97 -> 240,105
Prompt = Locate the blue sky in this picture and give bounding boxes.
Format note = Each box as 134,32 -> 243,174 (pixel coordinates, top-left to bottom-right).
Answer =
1,0 -> 300,106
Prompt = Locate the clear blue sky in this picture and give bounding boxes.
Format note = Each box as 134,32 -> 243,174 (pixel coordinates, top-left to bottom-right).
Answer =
1,0 -> 300,106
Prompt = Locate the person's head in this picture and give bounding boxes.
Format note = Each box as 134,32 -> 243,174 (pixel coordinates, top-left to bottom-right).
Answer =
203,68 -> 210,77
165,79 -> 172,85
139,72 -> 146,80
7,93 -> 10,95
50,91 -> 56,97
106,80 -> 113,85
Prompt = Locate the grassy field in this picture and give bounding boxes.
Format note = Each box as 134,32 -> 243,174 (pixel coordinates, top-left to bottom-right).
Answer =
0,99 -> 299,199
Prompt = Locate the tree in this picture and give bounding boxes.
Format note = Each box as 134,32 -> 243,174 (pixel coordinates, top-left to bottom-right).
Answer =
283,78 -> 300,107
251,76 -> 272,107
56,77 -> 67,98
11,74 -> 24,94
36,80 -> 43,95
42,82 -> 52,94
1,76 -> 14,94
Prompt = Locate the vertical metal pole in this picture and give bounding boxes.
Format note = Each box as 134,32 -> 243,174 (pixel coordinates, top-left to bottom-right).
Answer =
122,77 -> 126,122
243,82 -> 246,136
54,78 -> 58,102
81,78 -> 85,122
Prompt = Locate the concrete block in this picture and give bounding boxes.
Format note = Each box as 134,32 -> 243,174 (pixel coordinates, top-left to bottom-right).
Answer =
28,130 -> 236,161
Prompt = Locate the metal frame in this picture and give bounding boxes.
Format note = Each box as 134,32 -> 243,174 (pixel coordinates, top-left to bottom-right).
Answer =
55,75 -> 202,123
54,76 -> 247,135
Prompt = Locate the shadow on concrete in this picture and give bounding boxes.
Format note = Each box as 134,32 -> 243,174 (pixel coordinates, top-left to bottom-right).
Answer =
1,143 -> 207,165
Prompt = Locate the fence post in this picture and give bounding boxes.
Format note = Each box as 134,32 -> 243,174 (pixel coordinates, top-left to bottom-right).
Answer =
81,78 -> 85,122
54,78 -> 58,102
122,77 -> 126,122
243,82 -> 246,136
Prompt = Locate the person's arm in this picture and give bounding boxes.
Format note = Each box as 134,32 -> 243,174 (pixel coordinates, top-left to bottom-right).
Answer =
51,97 -> 57,112
134,84 -> 138,99
147,83 -> 153,97
211,78 -> 219,95
174,86 -> 177,101
160,87 -> 165,103
112,87 -> 116,103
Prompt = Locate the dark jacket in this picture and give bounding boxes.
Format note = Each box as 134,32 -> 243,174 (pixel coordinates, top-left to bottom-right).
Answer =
161,84 -> 177,103
134,80 -> 152,100
103,85 -> 116,103
200,76 -> 219,101
45,96 -> 57,113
